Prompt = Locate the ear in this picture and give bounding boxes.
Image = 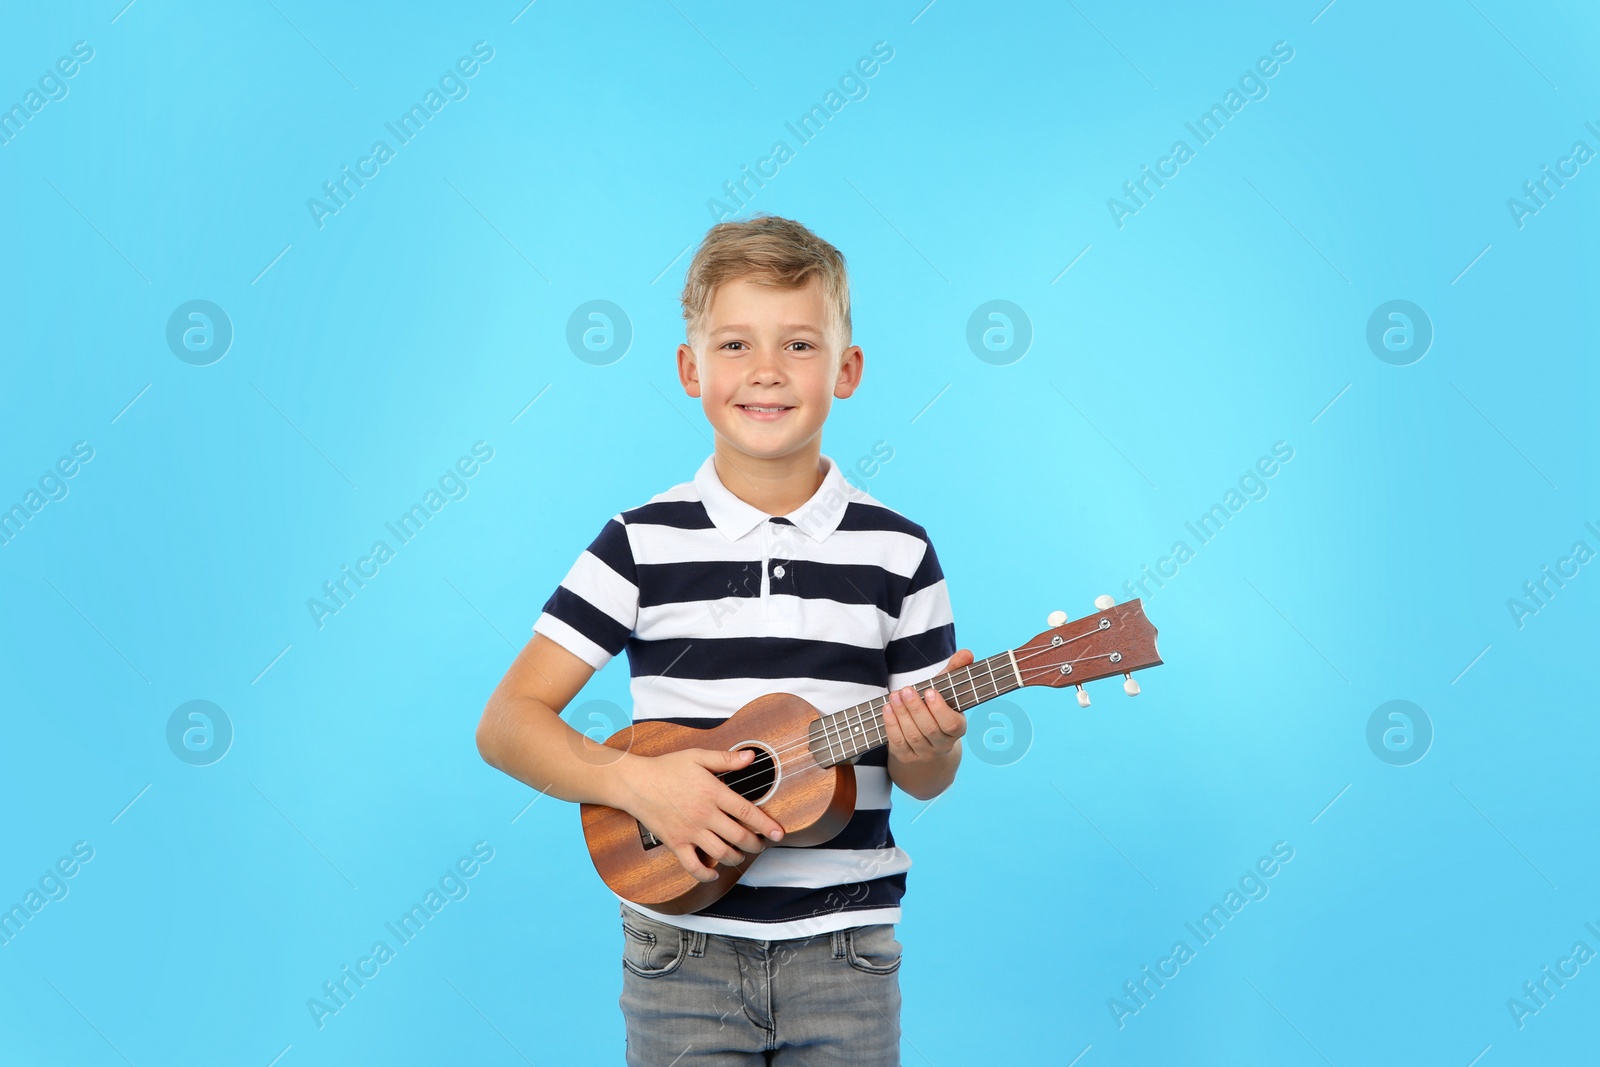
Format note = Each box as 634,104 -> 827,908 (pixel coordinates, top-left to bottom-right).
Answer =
677,343 -> 702,398
833,345 -> 864,400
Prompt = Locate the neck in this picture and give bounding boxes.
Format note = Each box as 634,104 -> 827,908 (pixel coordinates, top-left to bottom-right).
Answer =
713,444 -> 826,515
809,650 -> 1024,766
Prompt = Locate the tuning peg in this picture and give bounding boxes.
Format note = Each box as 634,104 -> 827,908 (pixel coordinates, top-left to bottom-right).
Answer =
1075,685 -> 1090,708
1094,595 -> 1114,611
1123,674 -> 1140,696
1047,610 -> 1067,627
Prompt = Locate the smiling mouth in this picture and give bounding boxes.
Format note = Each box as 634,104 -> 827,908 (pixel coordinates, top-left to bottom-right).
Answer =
737,404 -> 793,415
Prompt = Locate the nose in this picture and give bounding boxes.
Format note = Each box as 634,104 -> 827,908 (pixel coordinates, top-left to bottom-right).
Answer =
749,344 -> 785,383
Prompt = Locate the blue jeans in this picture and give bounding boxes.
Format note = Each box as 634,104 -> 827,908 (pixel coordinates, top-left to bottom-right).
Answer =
619,903 -> 903,1066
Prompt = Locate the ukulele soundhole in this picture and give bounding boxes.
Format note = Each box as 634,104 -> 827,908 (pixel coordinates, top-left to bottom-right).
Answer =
715,743 -> 778,805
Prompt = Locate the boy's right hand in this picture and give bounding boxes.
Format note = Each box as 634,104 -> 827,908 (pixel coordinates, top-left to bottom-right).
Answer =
619,748 -> 785,884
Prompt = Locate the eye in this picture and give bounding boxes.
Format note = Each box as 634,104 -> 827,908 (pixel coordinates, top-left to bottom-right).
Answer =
720,341 -> 746,352
788,341 -> 814,352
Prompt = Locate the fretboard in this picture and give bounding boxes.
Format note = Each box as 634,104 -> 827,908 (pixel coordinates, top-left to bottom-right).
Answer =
809,650 -> 1023,767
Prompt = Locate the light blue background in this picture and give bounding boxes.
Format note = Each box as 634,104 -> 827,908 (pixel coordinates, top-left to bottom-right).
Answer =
2,1 -> 1596,1064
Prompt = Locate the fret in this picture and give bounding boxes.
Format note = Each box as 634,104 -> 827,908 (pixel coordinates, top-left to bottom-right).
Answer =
815,649 -> 1034,767
954,665 -> 975,710
978,655 -> 1000,701
979,655 -> 1004,697
947,664 -> 970,711
942,670 -> 963,712
844,705 -> 874,751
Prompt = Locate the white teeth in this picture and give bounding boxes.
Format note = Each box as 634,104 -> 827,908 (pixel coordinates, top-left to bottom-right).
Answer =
742,405 -> 787,412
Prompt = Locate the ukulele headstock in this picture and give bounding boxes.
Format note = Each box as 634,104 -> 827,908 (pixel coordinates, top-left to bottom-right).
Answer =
1014,597 -> 1161,705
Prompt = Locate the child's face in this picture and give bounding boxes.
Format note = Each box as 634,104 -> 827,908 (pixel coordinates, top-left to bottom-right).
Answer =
677,275 -> 863,463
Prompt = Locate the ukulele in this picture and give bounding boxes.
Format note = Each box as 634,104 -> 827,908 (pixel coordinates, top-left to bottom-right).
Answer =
580,596 -> 1162,914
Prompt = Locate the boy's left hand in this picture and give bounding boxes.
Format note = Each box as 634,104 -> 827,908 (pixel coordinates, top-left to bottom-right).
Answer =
883,649 -> 974,762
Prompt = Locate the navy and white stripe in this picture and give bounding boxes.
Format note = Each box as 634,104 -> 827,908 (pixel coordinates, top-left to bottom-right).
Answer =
533,452 -> 956,939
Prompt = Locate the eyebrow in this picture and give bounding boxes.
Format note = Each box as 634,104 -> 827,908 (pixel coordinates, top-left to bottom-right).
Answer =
709,323 -> 824,335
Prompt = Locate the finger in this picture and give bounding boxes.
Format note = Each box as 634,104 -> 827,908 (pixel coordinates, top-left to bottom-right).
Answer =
886,696 -> 925,757
697,747 -> 756,771
881,698 -> 914,756
950,648 -> 976,669
923,685 -> 966,737
708,812 -> 764,855
898,686 -> 943,749
719,791 -> 784,843
705,809 -> 763,853
697,831 -> 744,867
673,843 -> 717,883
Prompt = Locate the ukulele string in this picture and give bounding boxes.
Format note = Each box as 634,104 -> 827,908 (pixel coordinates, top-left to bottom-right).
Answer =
712,632 -> 1126,790
714,636 -> 1128,792
726,633 -> 1126,793
717,622 -> 1118,787
708,652 -> 1020,793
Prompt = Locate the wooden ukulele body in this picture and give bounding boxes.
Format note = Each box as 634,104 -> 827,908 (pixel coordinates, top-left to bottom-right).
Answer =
579,692 -> 856,915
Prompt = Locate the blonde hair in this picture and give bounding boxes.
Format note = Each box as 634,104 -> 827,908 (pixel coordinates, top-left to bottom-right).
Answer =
680,214 -> 851,354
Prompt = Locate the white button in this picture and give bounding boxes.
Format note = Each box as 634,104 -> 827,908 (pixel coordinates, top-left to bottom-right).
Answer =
773,565 -> 785,578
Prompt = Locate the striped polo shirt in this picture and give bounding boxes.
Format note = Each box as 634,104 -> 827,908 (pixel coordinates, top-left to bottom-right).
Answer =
532,451 -> 957,939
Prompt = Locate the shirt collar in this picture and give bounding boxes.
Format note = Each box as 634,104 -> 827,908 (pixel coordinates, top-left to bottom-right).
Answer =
694,452 -> 858,543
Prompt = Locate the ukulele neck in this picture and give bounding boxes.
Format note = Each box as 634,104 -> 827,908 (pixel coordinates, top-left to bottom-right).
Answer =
811,650 -> 1022,767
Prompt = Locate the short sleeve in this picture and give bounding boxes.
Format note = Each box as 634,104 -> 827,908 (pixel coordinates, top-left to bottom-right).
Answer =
531,515 -> 639,671
885,534 -> 956,692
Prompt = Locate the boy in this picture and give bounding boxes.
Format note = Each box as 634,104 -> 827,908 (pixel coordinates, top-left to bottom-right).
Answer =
476,214 -> 975,1065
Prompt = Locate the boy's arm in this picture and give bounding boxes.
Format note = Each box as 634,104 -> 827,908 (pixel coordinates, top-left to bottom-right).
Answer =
475,632 -> 634,808
480,514 -> 649,809
883,660 -> 973,801
482,514 -> 779,882
882,531 -> 965,802
475,633 -> 786,880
